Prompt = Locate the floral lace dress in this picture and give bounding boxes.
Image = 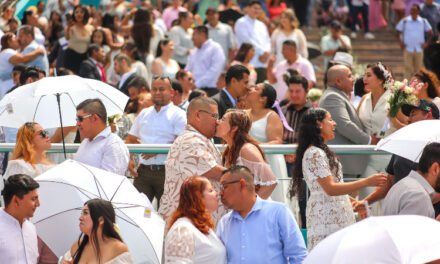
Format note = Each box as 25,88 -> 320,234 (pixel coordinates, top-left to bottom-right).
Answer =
303,146 -> 355,250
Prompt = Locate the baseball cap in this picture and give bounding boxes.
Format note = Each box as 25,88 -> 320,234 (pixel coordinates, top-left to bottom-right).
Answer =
330,52 -> 353,67
401,99 -> 440,119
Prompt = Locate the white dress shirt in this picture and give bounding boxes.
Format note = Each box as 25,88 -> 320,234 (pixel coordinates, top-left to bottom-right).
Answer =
396,16 -> 432,53
185,39 -> 226,88
129,103 -> 186,165
234,15 -> 271,68
74,126 -> 129,175
0,209 -> 39,264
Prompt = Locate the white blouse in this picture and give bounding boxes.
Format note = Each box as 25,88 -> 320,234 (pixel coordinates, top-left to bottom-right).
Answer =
165,217 -> 226,264
358,89 -> 392,136
3,159 -> 54,179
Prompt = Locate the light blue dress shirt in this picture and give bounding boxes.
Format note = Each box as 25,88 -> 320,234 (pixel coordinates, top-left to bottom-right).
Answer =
22,40 -> 49,76
217,196 -> 307,264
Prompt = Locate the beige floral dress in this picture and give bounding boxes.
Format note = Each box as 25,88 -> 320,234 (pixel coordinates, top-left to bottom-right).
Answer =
303,146 -> 355,250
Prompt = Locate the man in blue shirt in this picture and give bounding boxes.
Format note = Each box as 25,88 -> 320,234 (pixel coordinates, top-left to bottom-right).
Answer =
217,166 -> 307,264
17,25 -> 49,76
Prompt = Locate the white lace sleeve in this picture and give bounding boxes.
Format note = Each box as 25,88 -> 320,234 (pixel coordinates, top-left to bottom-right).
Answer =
3,160 -> 35,180
237,157 -> 278,186
303,147 -> 332,179
164,223 -> 195,264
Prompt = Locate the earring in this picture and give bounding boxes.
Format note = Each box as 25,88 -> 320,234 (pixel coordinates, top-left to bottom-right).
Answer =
319,126 -> 322,129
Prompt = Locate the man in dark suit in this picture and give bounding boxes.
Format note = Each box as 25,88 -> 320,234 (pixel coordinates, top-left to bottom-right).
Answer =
211,64 -> 251,119
114,53 -> 138,96
78,44 -> 106,81
319,65 -> 379,178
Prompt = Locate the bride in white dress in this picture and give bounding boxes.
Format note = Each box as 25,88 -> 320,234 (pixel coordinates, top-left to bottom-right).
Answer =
245,83 -> 290,204
61,199 -> 133,264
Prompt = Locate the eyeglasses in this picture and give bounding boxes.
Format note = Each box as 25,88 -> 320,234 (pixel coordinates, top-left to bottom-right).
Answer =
199,110 -> 219,120
220,179 -> 241,191
76,114 -> 93,122
38,130 -> 49,138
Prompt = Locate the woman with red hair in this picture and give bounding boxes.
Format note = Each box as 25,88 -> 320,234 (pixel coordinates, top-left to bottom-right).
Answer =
3,122 -> 54,179
164,176 -> 226,263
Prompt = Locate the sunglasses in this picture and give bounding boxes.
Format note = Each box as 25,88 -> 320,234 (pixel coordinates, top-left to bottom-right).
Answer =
38,130 -> 49,138
76,114 -> 93,122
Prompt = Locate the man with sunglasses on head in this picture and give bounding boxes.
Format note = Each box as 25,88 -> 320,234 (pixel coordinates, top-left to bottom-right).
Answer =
125,76 -> 186,208
0,174 -> 40,264
74,98 -> 129,175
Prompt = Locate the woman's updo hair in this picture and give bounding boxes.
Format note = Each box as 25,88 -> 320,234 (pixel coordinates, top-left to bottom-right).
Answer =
367,62 -> 394,87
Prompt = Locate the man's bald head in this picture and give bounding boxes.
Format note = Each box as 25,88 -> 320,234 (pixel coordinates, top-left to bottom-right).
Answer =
326,65 -> 354,95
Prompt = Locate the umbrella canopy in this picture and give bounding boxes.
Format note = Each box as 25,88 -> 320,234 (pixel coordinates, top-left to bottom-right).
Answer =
307,42 -> 322,60
0,75 -> 128,128
376,120 -> 440,162
33,160 -> 164,264
305,215 -> 440,264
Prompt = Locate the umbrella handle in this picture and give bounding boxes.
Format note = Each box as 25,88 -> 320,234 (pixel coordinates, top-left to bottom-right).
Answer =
56,93 -> 67,159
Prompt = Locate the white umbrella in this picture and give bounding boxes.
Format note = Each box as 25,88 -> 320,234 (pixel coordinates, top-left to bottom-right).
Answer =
0,75 -> 128,129
376,120 -> 440,162
304,215 -> 440,264
33,160 -> 164,264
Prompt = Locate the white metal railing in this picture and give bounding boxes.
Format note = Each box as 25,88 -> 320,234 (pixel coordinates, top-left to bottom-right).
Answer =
0,143 -> 388,155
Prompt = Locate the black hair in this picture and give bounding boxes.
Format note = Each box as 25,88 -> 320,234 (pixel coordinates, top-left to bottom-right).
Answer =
127,76 -> 150,92
225,64 -> 250,86
171,80 -> 183,95
102,13 -> 117,32
283,69 -> 308,91
56,67 -> 74,76
289,108 -> 340,198
131,8 -> 154,56
156,38 -> 172,57
418,143 -> 440,174
76,98 -> 107,124
3,174 -> 39,206
188,89 -> 207,102
21,10 -> 34,25
194,25 -> 208,36
72,5 -> 90,25
72,199 -> 123,264
19,67 -> 40,85
366,63 -> 393,87
260,82 -> 277,109
354,77 -> 367,97
283,39 -> 297,48
247,0 -> 262,7
234,43 -> 254,63
87,43 -> 101,58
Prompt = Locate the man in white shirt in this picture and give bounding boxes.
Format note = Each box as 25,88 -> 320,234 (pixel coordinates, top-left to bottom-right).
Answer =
74,98 -> 129,175
206,7 -> 236,64
382,143 -> 440,219
320,20 -> 352,69
235,0 -> 271,83
126,76 -> 186,207
186,25 -> 226,97
267,40 -> 316,101
0,174 -> 40,264
396,4 -> 433,78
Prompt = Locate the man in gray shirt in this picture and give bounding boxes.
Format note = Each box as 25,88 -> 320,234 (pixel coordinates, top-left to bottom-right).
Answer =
382,142 -> 440,218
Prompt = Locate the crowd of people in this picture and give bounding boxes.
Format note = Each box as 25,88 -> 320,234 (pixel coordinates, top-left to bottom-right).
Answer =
1,0 -> 440,263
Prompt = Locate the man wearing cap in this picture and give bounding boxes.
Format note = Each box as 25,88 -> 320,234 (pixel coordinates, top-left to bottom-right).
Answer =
206,7 -> 236,64
320,20 -> 352,69
359,99 -> 440,212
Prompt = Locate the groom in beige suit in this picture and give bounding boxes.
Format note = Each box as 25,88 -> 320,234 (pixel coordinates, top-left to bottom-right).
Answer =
319,65 -> 379,178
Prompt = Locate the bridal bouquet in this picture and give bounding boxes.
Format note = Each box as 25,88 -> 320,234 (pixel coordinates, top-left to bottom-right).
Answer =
387,80 -> 418,118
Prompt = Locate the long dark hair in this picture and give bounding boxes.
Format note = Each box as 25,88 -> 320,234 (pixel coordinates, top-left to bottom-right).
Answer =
234,43 -> 254,63
131,8 -> 154,57
222,109 -> 265,167
259,82 -> 277,109
289,108 -> 340,198
156,38 -> 171,57
73,199 -> 123,264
